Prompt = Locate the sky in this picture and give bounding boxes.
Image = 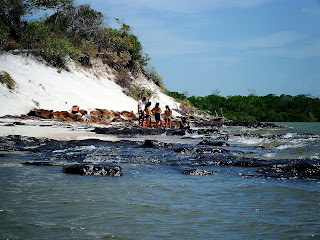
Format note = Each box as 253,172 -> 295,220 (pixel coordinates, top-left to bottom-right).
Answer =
75,0 -> 320,97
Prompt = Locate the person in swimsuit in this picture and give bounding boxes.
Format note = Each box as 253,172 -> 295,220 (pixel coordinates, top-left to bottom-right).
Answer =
151,102 -> 162,129
164,105 -> 171,128
144,102 -> 152,128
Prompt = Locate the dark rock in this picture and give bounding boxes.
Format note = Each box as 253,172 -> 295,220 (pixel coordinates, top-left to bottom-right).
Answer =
27,109 -> 53,119
174,147 -> 223,154
63,164 -> 122,176
93,127 -> 165,135
198,140 -> 229,147
182,168 -> 215,175
141,139 -> 172,148
166,129 -> 186,136
257,161 -> 320,179
22,161 -> 55,166
196,128 -> 220,135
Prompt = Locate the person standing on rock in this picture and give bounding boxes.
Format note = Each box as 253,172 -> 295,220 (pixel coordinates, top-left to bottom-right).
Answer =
164,105 -> 172,128
151,102 -> 162,129
144,102 -> 152,128
138,97 -> 146,127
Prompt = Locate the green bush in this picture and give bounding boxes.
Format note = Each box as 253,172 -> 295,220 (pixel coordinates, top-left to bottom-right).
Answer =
0,71 -> 16,90
144,66 -> 164,88
40,37 -> 79,68
129,84 -> 154,101
168,91 -> 188,101
0,21 -> 10,50
115,69 -> 132,89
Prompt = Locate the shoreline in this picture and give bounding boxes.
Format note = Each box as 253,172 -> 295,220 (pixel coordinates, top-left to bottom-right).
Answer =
0,106 -> 281,143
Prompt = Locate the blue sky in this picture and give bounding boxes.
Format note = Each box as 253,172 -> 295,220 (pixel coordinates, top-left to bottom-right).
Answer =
76,0 -> 320,97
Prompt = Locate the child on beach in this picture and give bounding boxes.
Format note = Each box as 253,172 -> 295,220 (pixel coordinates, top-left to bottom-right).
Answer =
151,102 -> 162,129
164,105 -> 171,128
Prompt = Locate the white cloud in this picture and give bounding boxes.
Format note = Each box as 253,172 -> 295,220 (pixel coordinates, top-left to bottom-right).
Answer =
256,40 -> 320,58
235,31 -> 307,50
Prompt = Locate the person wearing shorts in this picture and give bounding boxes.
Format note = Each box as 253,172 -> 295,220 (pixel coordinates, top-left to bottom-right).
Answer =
151,102 -> 162,129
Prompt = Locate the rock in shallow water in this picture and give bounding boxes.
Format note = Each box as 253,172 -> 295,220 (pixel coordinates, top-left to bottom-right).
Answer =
182,169 -> 215,175
257,162 -> 320,180
63,164 -> 122,176
141,139 -> 172,148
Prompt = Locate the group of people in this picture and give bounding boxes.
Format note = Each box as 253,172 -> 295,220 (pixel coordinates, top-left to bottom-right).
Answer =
137,97 -> 190,129
138,97 -> 172,128
70,99 -> 190,129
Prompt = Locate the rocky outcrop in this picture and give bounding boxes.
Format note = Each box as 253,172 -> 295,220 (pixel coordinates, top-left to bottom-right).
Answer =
198,139 -> 230,147
27,109 -> 53,119
182,169 -> 215,175
24,108 -> 137,125
11,108 -> 284,129
141,139 -> 172,148
93,126 -> 165,135
53,110 -> 84,122
257,161 -> 320,179
63,164 -> 122,176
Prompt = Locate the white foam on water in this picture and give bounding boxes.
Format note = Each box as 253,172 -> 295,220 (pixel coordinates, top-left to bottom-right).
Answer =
283,132 -> 297,138
276,142 -> 305,150
263,153 -> 276,158
232,137 -> 264,145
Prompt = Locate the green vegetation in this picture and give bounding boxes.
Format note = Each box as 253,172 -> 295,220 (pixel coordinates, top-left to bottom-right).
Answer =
168,91 -> 320,122
0,0 -> 164,88
0,70 -> 16,90
129,84 -> 154,101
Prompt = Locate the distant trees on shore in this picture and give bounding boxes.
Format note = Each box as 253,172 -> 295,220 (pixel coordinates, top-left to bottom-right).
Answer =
168,91 -> 320,122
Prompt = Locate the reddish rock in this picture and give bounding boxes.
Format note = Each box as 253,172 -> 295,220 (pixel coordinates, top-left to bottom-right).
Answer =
120,111 -> 137,120
79,109 -> 87,115
53,111 -> 84,122
27,109 -> 53,119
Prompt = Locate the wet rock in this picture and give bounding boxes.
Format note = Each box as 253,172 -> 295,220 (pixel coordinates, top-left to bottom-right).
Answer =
195,128 -> 220,135
11,121 -> 26,126
203,157 -> 271,168
22,161 -> 56,166
182,168 -> 215,175
63,164 -> 122,176
93,127 -> 165,135
257,161 -> 320,179
141,140 -> 172,148
198,140 -> 229,147
174,147 -> 223,154
166,129 -> 186,136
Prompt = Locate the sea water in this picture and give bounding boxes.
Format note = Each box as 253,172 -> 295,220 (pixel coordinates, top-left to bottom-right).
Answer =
0,122 -> 319,239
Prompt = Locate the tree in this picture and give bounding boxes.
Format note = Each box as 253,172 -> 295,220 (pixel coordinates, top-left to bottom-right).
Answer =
0,0 -> 29,40
57,4 -> 103,39
0,0 -> 74,43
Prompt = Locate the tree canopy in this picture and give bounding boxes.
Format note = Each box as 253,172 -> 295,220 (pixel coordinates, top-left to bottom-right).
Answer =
169,91 -> 320,122
0,0 -> 163,88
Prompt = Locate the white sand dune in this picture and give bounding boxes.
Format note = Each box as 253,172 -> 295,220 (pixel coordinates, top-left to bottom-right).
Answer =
0,52 -> 180,117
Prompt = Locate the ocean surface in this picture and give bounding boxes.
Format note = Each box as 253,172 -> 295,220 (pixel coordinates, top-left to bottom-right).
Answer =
0,121 -> 319,239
